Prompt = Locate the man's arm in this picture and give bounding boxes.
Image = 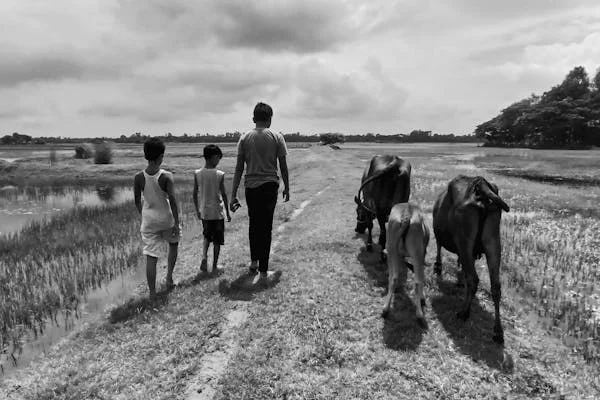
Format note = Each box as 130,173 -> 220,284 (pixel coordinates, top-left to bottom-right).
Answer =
134,172 -> 143,214
193,172 -> 201,219
165,172 -> 180,228
220,174 -> 232,221
279,155 -> 290,202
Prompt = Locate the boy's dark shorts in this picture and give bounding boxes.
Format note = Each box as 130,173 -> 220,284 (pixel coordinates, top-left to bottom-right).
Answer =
202,219 -> 225,245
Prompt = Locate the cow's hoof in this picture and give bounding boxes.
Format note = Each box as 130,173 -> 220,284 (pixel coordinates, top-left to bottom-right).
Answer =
416,317 -> 427,329
456,310 -> 470,321
420,298 -> 426,309
381,308 -> 390,319
366,244 -> 373,252
433,262 -> 442,275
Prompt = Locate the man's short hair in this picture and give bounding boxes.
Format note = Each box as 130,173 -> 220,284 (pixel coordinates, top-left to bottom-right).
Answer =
253,102 -> 273,122
203,144 -> 223,159
144,137 -> 165,161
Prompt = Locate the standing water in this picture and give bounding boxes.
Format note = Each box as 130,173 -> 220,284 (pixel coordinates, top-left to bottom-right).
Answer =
0,185 -> 131,236
0,184 -> 141,378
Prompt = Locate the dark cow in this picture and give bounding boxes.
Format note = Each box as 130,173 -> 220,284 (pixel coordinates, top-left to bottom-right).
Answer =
354,155 -> 411,261
432,175 -> 510,344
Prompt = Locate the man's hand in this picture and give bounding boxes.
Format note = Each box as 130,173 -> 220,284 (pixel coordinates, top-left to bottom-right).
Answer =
283,187 -> 290,202
230,198 -> 241,212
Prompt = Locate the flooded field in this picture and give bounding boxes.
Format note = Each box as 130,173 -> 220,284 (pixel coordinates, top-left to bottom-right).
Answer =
0,185 -> 130,236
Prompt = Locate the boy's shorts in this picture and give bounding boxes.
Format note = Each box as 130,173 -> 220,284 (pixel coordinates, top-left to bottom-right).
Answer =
142,226 -> 181,258
202,219 -> 225,245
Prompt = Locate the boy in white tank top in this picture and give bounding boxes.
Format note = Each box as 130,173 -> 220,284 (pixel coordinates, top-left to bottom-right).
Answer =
134,138 -> 181,299
193,144 -> 231,273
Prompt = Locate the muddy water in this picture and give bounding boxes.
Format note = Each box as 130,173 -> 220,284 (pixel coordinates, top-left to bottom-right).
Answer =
0,259 -> 146,379
0,185 -> 131,235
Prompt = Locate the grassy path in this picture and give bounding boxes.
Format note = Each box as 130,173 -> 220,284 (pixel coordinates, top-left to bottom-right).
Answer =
1,146 -> 599,399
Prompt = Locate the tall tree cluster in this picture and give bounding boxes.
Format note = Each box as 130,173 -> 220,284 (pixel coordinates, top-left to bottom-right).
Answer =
475,66 -> 600,148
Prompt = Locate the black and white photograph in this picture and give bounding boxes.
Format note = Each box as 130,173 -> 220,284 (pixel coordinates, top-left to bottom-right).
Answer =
1,1 -> 599,399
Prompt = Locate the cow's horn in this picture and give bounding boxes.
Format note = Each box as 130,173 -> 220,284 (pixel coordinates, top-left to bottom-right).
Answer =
481,184 -> 510,212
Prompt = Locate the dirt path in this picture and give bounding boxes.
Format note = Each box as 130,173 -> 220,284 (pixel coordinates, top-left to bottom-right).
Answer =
1,146 -> 599,399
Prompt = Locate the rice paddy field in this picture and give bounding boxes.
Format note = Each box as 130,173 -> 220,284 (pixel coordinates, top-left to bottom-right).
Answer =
0,142 -> 599,399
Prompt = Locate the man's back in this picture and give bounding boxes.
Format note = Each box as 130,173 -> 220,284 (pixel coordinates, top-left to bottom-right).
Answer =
238,128 -> 287,189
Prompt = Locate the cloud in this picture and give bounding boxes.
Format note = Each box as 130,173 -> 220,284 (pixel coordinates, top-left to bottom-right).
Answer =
213,0 -> 356,53
282,58 -> 407,120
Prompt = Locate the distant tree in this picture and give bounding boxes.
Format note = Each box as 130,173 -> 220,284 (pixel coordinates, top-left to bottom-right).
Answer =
319,133 -> 345,145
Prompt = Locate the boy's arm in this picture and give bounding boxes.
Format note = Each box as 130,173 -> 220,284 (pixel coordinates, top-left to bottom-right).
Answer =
230,140 -> 245,208
133,172 -> 143,213
277,134 -> 290,202
193,172 -> 201,219
220,173 -> 231,221
165,172 -> 180,228
279,155 -> 290,202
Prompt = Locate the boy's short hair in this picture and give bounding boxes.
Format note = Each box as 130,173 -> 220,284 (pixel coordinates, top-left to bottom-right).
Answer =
203,144 -> 223,159
253,102 -> 273,122
144,137 -> 165,161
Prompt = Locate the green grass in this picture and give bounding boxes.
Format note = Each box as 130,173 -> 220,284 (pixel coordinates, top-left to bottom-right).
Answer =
0,143 -> 599,398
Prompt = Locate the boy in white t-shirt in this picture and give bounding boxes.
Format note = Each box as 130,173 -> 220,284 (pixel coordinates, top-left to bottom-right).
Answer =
193,144 -> 231,273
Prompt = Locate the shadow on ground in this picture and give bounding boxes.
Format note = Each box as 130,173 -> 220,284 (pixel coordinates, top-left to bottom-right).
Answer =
356,235 -> 426,351
431,276 -> 505,371
382,289 -> 427,351
108,286 -> 172,324
177,268 -> 225,288
356,240 -> 387,288
218,269 -> 283,301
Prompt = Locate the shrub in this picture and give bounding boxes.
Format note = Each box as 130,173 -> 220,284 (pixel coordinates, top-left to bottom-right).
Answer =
319,133 -> 345,145
74,143 -> 93,159
94,141 -> 113,164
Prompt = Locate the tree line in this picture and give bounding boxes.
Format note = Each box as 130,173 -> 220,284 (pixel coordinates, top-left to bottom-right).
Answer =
0,130 -> 479,145
475,66 -> 600,148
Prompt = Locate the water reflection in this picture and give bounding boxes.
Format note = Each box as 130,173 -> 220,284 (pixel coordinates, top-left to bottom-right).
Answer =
96,185 -> 116,202
0,185 -> 131,236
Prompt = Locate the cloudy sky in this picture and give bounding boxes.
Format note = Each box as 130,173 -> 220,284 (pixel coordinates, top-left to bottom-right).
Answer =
2,0 -> 600,138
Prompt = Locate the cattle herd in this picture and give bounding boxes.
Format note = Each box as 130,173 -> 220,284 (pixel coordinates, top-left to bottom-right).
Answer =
355,155 -> 510,344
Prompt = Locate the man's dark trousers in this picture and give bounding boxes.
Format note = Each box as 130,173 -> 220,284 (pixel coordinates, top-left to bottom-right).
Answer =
245,182 -> 278,273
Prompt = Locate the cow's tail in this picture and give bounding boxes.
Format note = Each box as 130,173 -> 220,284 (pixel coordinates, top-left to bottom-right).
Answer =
479,180 -> 510,212
355,159 -> 405,214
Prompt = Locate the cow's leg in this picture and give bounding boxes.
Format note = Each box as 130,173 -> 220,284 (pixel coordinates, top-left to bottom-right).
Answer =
482,212 -> 504,344
456,258 -> 465,288
454,213 -> 479,321
406,225 -> 427,325
382,229 -> 399,319
456,245 -> 478,321
377,213 -> 387,262
366,219 -> 373,252
434,242 -> 442,275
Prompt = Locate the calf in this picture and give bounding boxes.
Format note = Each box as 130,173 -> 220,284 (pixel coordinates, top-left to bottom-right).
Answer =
433,175 -> 510,344
382,202 -> 430,324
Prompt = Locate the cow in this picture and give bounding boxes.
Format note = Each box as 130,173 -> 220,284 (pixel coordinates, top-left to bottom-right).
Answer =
381,202 -> 430,325
354,155 -> 411,262
432,175 -> 510,344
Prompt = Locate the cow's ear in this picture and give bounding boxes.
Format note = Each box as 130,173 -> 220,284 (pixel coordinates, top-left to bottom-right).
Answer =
354,195 -> 360,204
